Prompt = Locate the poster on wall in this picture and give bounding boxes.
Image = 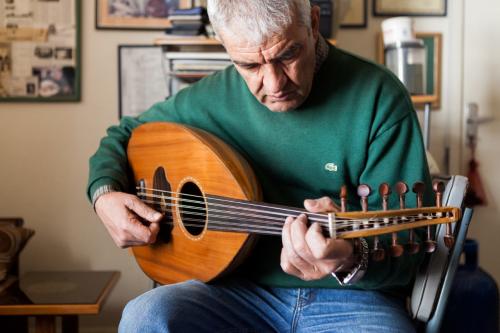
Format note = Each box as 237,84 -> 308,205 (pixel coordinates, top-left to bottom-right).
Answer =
118,45 -> 168,118
0,0 -> 81,102
96,0 -> 192,30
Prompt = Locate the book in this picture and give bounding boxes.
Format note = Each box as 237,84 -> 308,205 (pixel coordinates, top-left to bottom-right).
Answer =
169,7 -> 206,16
165,51 -> 230,60
171,22 -> 205,30
165,27 -> 205,36
172,20 -> 204,26
169,15 -> 204,21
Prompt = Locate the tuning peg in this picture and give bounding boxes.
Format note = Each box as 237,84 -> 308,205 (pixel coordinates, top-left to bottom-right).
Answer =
434,181 -> 454,249
379,183 -> 391,212
413,182 -> 436,253
340,185 -> 348,213
395,181 -> 408,209
357,184 -> 384,262
386,182 -> 403,257
412,182 -> 425,208
395,182 -> 418,255
357,184 -> 371,213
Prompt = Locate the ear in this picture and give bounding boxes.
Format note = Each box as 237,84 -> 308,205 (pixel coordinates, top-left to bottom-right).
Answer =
310,5 -> 321,41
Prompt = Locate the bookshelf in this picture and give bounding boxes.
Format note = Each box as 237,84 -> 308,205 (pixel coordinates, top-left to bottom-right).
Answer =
158,37 -> 229,97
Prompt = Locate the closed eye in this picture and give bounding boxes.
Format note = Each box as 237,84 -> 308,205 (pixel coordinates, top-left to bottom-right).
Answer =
275,43 -> 302,63
240,63 -> 259,70
233,61 -> 259,71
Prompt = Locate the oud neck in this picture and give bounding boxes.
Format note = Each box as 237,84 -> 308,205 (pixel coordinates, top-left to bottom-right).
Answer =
205,195 -> 309,236
203,196 -> 459,239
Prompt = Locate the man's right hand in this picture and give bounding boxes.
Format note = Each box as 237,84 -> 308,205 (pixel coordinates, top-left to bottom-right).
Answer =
94,192 -> 163,248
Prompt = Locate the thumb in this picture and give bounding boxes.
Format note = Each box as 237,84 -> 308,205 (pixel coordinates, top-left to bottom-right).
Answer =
125,196 -> 163,222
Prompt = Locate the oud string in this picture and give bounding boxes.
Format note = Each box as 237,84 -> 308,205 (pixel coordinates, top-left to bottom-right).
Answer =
140,198 -> 395,230
161,216 -> 283,235
146,213 -> 442,237
137,187 -> 330,219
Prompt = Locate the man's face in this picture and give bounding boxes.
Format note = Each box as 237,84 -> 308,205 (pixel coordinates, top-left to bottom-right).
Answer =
221,7 -> 320,112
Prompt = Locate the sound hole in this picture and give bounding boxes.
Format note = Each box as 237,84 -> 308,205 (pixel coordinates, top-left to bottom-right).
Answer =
179,181 -> 207,236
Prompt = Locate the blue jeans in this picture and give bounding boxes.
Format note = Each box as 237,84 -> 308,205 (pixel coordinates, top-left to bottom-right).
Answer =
119,278 -> 416,332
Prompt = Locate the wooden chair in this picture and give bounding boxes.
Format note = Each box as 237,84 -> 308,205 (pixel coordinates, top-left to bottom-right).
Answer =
410,175 -> 473,332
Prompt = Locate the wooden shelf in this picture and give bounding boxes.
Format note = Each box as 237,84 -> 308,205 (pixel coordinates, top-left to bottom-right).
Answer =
155,36 -> 337,46
155,36 -> 222,46
411,95 -> 439,105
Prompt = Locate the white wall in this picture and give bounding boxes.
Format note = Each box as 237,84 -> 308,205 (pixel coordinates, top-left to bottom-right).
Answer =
0,1 -> 497,331
461,0 -> 500,289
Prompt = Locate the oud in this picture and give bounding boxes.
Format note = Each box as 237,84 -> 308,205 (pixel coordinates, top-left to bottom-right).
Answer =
127,122 -> 460,285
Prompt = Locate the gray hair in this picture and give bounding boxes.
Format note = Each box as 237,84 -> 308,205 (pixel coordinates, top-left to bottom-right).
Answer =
207,0 -> 312,44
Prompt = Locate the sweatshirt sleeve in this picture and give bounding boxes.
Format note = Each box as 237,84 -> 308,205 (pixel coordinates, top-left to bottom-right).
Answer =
86,98 -> 180,202
355,107 -> 434,293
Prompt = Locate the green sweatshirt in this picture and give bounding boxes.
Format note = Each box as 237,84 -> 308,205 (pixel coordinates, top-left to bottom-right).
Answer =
87,44 -> 432,295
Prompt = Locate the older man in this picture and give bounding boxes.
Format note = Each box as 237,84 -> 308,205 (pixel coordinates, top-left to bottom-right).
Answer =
88,0 -> 431,331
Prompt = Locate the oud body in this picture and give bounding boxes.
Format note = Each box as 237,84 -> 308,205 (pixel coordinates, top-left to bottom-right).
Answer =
128,122 -> 261,285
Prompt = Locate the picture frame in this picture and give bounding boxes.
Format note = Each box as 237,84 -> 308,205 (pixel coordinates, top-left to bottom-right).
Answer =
118,45 -> 169,118
0,0 -> 81,102
340,0 -> 367,28
373,0 -> 447,17
376,32 -> 442,108
96,0 -> 191,30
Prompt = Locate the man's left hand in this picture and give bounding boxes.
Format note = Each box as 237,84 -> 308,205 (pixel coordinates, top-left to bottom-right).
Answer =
281,196 -> 355,281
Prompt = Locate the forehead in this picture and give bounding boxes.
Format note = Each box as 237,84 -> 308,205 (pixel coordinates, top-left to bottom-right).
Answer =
222,25 -> 308,60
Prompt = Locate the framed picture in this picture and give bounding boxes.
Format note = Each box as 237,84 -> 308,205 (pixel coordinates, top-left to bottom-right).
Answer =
0,0 -> 81,102
341,0 -> 367,28
374,0 -> 447,17
376,32 -> 442,108
118,45 -> 169,118
96,0 -> 191,30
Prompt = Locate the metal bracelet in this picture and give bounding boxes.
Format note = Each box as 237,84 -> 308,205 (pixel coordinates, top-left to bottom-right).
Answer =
331,238 -> 369,286
91,184 -> 119,209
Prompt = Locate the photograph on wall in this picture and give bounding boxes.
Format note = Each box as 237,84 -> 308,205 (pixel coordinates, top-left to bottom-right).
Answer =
340,0 -> 367,28
118,45 -> 169,118
374,0 -> 447,16
96,0 -> 191,30
0,0 -> 81,102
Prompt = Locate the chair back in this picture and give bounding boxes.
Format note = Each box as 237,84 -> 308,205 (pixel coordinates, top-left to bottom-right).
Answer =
410,175 -> 473,332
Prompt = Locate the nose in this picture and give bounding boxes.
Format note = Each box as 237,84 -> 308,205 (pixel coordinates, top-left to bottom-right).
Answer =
263,64 -> 287,95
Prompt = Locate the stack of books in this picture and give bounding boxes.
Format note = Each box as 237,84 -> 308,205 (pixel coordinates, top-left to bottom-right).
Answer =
166,7 -> 208,36
164,51 -> 232,93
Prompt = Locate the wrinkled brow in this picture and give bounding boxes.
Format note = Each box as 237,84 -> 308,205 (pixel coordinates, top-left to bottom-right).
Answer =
233,42 -> 302,67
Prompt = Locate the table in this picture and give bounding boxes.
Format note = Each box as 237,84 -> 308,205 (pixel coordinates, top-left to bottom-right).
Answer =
0,271 -> 120,333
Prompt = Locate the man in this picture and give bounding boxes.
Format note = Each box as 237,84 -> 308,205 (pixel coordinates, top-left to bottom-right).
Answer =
88,0 -> 431,331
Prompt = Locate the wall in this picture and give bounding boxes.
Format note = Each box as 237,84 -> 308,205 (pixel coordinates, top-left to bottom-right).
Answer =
0,2 -> 159,331
337,3 -> 463,177
0,1 -> 497,331
461,0 -> 500,289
